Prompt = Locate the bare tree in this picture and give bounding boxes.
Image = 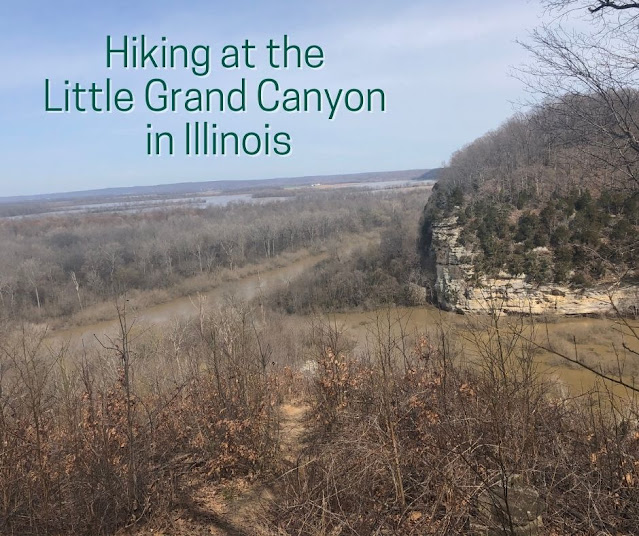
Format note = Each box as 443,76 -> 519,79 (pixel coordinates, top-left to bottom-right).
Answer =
544,1 -> 639,13
519,0 -> 639,192
21,259 -> 43,311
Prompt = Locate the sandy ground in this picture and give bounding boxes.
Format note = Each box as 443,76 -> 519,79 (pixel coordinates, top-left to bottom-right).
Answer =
120,402 -> 309,536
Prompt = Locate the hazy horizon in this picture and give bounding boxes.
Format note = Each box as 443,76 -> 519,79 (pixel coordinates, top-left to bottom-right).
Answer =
0,166 -> 432,201
0,0 -> 543,196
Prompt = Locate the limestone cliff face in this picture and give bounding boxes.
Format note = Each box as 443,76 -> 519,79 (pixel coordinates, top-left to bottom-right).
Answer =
429,216 -> 639,315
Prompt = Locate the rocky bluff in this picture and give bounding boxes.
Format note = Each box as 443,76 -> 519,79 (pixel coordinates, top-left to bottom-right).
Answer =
426,216 -> 638,316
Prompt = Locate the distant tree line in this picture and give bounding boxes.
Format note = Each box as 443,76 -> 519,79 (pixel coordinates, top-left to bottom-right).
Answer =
0,190 -> 410,321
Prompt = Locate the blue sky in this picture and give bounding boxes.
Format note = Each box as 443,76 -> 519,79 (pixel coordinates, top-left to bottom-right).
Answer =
0,0 -> 544,196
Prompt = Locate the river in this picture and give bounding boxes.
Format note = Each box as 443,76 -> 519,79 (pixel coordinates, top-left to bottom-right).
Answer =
3,180 -> 431,220
47,250 -> 327,348
45,249 -> 638,397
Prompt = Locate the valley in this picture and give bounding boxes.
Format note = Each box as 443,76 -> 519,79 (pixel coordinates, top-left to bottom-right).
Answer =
4,0 -> 639,532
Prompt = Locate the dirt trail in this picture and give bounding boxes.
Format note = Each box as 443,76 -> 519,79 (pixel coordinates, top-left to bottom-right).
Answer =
217,403 -> 309,534
135,401 -> 309,536
277,403 -> 308,467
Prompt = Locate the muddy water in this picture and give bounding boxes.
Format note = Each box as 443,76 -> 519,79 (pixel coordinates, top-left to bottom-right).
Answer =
48,254 -> 639,396
328,308 -> 639,396
48,252 -> 327,349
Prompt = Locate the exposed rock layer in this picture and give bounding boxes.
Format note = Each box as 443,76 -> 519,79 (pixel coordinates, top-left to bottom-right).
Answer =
430,217 -> 638,315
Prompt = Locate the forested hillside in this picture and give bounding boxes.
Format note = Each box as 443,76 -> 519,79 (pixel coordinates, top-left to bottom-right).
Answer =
421,0 -> 639,294
420,100 -> 639,287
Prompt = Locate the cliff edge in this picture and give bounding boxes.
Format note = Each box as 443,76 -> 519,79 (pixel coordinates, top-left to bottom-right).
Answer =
428,216 -> 638,315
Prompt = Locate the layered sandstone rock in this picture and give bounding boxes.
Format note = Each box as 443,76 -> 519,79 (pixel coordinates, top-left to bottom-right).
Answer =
429,217 -> 638,315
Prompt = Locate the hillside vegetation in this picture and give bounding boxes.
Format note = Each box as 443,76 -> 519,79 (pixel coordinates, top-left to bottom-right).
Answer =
420,100 -> 639,287
0,190 -> 411,322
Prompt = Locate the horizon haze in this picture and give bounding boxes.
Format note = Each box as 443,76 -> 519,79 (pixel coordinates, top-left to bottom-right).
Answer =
0,0 -> 542,196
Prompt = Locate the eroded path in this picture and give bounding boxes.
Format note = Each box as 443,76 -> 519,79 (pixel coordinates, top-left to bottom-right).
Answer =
195,402 -> 310,535
126,401 -> 310,536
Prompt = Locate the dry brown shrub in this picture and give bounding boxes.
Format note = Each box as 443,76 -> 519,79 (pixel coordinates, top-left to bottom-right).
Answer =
0,298 -> 287,535
270,312 -> 639,535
